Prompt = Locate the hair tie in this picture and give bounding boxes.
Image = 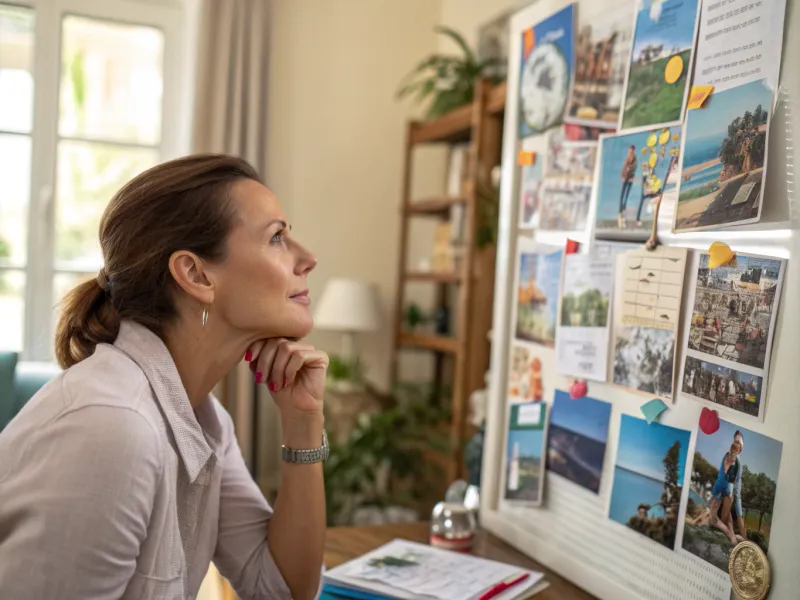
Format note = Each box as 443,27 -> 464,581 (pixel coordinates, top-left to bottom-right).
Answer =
97,269 -> 112,292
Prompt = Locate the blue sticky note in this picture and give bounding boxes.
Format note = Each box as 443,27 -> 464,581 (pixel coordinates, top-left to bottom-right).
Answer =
640,398 -> 668,424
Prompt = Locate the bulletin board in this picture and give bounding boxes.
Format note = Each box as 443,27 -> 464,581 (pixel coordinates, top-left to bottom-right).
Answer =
480,0 -> 800,599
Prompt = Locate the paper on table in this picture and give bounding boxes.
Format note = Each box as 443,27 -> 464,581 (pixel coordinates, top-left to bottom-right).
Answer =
326,539 -> 544,600
693,0 -> 787,92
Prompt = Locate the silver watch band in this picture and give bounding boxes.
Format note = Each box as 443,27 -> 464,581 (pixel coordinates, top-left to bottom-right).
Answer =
281,429 -> 329,464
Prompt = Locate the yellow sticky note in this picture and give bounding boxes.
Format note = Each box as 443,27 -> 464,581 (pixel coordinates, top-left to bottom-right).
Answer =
518,151 -> 536,166
687,85 -> 715,109
664,55 -> 684,84
708,241 -> 737,269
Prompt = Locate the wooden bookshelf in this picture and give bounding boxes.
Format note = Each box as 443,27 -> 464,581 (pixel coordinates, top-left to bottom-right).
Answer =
391,79 -> 504,482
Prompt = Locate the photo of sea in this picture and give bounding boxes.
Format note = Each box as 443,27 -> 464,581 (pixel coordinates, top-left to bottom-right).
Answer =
609,414 -> 691,549
547,390 -> 611,493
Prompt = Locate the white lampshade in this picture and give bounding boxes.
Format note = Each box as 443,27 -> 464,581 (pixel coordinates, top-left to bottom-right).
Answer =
314,278 -> 381,332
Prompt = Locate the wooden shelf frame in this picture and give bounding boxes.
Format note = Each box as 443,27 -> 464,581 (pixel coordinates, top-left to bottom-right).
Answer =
391,78 -> 504,482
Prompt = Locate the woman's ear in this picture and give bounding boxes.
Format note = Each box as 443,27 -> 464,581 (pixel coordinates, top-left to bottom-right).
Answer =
169,251 -> 215,305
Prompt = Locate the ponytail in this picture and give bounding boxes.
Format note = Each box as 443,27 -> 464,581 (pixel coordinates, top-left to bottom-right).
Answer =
54,277 -> 121,369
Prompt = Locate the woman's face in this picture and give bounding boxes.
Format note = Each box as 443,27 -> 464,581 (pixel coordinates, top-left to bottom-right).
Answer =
208,179 -> 317,340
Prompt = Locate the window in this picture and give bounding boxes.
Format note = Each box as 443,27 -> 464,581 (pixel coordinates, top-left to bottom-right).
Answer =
0,0 -> 193,360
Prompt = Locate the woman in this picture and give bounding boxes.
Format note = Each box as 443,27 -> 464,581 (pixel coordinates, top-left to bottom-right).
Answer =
0,155 -> 326,600
708,440 -> 742,544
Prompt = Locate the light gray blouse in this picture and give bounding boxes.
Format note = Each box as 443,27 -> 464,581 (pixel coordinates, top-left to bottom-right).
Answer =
0,321 -> 293,600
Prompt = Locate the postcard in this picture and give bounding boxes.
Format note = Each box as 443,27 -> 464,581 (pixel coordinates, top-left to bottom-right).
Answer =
555,251 -> 614,381
535,129 -> 597,233
518,135 -> 549,229
683,419 -> 783,571
518,4 -> 575,138
504,402 -> 548,505
673,79 -> 773,232
679,251 -> 785,421
611,246 -> 687,401
566,2 -> 634,128
619,0 -> 702,130
609,414 -> 691,550
508,343 -> 544,402
594,126 -> 682,242
693,0 -> 787,92
512,240 -> 563,347
547,390 -> 611,493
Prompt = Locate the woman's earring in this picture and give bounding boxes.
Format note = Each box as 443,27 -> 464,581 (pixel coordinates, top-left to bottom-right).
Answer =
201,305 -> 209,328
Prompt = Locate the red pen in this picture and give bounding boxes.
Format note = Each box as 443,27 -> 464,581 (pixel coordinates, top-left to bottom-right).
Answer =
478,572 -> 530,600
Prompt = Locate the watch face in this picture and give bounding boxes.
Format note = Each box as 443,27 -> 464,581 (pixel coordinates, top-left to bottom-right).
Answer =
520,42 -> 570,133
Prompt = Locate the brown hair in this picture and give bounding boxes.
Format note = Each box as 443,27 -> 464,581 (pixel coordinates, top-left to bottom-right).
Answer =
54,153 -> 261,369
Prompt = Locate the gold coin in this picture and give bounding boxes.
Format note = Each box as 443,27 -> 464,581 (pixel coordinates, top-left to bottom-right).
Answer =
664,55 -> 684,84
729,541 -> 770,600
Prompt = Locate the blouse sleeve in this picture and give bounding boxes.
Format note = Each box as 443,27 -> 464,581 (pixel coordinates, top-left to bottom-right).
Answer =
0,405 -> 162,599
213,406 -> 301,600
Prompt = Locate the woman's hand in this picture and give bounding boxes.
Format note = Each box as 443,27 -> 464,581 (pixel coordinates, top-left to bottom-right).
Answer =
246,338 -> 328,415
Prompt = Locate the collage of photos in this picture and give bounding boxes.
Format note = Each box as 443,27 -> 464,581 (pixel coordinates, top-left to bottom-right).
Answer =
609,415 -> 691,550
594,125 -> 682,241
674,80 -> 772,232
518,4 -> 575,138
683,419 -> 783,572
513,244 -> 563,347
612,246 -> 687,401
619,0 -> 701,130
499,0 -> 790,585
504,402 -> 548,505
680,252 -> 785,420
547,390 -> 611,494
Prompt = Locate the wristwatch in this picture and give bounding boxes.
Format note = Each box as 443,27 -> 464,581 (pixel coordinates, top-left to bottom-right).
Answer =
281,429 -> 329,464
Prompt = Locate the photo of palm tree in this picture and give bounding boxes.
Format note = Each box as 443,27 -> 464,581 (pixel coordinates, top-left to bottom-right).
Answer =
675,79 -> 772,232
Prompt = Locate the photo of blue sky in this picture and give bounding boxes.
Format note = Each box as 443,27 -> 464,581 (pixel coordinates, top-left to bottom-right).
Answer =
694,419 -> 782,482
508,428 -> 545,460
550,390 -> 611,443
616,414 -> 690,482
631,0 -> 700,61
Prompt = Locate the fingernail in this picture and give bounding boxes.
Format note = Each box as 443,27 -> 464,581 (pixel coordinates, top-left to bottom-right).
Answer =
282,377 -> 288,388
255,372 -> 263,383
245,350 -> 252,362
268,381 -> 277,392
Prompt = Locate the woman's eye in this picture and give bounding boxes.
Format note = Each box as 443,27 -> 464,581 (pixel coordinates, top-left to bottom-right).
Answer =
271,230 -> 284,244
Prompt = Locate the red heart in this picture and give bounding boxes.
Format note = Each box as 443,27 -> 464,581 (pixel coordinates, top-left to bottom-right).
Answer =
699,407 -> 720,435
569,380 -> 587,399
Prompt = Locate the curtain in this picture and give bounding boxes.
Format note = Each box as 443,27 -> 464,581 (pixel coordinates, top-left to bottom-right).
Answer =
193,0 -> 281,500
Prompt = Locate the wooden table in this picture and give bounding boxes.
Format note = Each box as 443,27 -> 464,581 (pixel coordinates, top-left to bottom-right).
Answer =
324,522 -> 597,600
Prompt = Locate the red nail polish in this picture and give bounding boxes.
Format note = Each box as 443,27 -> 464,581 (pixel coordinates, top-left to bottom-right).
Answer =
255,372 -> 263,383
268,381 -> 277,392
282,377 -> 288,388
245,350 -> 252,362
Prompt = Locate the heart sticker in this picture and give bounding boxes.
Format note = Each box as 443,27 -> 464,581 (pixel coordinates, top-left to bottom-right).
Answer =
699,407 -> 720,435
569,380 -> 587,399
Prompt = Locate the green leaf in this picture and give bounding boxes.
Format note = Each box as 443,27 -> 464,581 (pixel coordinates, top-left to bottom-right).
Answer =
434,25 -> 476,64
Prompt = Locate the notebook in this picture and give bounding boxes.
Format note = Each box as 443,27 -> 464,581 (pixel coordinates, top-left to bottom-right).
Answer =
322,539 -> 547,600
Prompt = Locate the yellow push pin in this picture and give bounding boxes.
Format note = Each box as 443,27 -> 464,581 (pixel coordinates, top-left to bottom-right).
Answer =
708,241 -> 737,269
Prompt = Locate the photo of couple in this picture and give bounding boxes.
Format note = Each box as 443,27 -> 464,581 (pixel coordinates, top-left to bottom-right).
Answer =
683,419 -> 783,571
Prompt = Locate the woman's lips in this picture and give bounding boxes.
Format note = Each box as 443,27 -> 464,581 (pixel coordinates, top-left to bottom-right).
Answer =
290,290 -> 310,305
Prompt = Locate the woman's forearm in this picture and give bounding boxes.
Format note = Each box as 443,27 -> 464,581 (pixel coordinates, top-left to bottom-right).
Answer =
268,410 -> 326,600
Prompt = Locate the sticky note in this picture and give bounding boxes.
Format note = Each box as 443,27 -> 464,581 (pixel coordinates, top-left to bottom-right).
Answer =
641,398 -> 667,424
518,151 -> 536,166
664,55 -> 684,84
687,85 -> 714,109
708,241 -> 737,268
565,239 -> 580,254
699,407 -> 720,435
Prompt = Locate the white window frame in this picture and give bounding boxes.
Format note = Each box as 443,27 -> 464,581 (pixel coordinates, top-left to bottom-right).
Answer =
2,0 -> 197,360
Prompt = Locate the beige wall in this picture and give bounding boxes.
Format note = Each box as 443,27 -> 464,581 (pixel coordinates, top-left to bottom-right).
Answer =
265,0 -> 443,391
438,0 -> 528,50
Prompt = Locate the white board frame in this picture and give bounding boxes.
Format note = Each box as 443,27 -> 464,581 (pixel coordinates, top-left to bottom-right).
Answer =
480,0 -> 800,598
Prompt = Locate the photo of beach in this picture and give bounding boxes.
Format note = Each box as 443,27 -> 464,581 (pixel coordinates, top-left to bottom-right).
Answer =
683,419 -> 783,571
681,356 -> 764,419
547,390 -> 611,493
674,79 -> 773,232
609,414 -> 691,550
505,402 -> 548,505
594,126 -> 682,242
619,0 -> 700,130
513,246 -> 563,347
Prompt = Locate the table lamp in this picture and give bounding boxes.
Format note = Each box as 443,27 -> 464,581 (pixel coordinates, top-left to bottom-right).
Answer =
313,278 -> 381,359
